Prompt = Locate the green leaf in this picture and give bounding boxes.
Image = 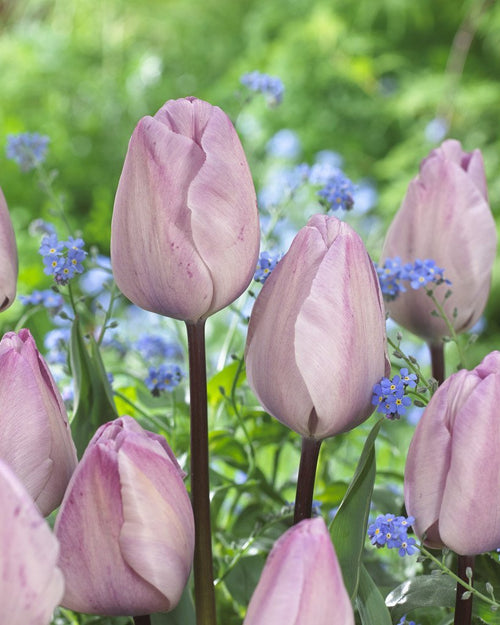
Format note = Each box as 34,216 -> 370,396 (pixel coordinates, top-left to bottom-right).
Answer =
356,564 -> 392,625
330,418 -> 382,598
150,585 -> 196,625
386,574 -> 456,620
69,316 -> 119,457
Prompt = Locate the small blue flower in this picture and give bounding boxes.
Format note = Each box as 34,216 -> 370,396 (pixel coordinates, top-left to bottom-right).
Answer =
134,335 -> 183,361
266,129 -> 301,159
39,233 -> 87,285
19,288 -> 65,312
145,364 -> 184,396
317,173 -> 355,212
397,616 -> 419,625
6,132 -> 50,172
368,514 -> 417,558
240,71 -> 284,106
254,251 -> 282,284
374,257 -> 406,300
372,369 -> 417,420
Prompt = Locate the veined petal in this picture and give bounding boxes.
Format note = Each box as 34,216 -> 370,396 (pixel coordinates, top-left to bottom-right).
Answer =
0,187 -> 18,312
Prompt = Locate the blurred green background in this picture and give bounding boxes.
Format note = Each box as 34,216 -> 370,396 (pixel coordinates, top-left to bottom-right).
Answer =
1,0 -> 500,358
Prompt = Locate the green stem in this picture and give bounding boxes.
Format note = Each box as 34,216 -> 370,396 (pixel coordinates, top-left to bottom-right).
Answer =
186,320 -> 217,625
427,290 -> 467,369
387,335 -> 434,394
429,341 -> 446,386
454,555 -> 475,625
293,436 -> 322,524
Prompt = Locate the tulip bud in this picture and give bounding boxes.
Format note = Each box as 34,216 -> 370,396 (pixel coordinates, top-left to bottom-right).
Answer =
0,186 -> 18,312
405,351 -> 500,555
111,96 -> 260,323
0,328 -> 77,516
245,214 -> 389,440
381,139 -> 497,341
243,517 -> 354,625
0,459 -> 64,625
54,416 -> 195,616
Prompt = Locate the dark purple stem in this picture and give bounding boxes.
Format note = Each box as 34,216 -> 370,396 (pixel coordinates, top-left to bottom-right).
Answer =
454,555 -> 475,625
186,320 -> 217,625
293,437 -> 322,524
429,341 -> 445,386
133,616 -> 151,625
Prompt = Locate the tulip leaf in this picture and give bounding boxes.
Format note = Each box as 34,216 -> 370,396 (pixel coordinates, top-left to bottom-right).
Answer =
69,316 -> 119,457
330,419 -> 382,599
356,564 -> 392,625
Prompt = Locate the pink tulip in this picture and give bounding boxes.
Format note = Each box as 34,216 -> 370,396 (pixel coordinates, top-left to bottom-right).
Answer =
381,139 -> 497,341
0,186 -> 18,312
245,214 -> 389,440
0,459 -> 64,625
243,517 -> 354,625
111,96 -> 260,323
0,328 -> 77,516
405,351 -> 500,555
55,416 -> 195,616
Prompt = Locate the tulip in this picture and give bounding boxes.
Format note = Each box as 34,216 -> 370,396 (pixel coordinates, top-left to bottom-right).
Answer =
0,186 -> 18,312
54,416 -> 195,616
405,351 -> 500,555
111,96 -> 260,323
245,214 -> 389,440
0,328 -> 77,516
0,459 -> 64,625
243,517 -> 354,625
381,139 -> 497,342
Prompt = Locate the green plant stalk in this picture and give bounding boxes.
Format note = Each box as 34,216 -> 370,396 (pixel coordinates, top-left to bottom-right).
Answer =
293,435 -> 322,524
429,341 -> 446,386
186,320 -> 217,625
427,290 -> 467,369
387,336 -> 434,394
133,616 -> 151,625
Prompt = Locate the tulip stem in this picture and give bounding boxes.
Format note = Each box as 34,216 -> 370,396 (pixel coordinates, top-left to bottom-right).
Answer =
454,555 -> 475,625
429,341 -> 446,386
133,616 -> 151,625
186,320 -> 217,625
293,436 -> 322,524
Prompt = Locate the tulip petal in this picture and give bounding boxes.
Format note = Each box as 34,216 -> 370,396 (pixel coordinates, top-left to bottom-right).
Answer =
118,437 -> 194,608
111,115 -> 214,321
0,460 -> 63,625
438,373 -> 500,554
295,220 -> 388,438
0,187 -> 18,312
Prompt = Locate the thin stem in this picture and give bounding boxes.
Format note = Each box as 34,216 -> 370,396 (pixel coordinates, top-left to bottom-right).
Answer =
293,436 -> 322,524
133,616 -> 151,625
186,320 -> 217,625
427,290 -> 467,369
454,555 -> 475,625
429,341 -> 446,386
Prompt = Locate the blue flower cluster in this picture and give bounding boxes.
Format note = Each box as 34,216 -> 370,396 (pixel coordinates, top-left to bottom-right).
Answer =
397,617 -> 420,625
6,132 -> 50,172
372,368 -> 417,419
317,172 -> 355,212
254,251 -> 282,284
375,257 -> 450,301
240,71 -> 284,106
134,334 -> 183,361
367,513 -> 418,557
19,288 -> 65,312
39,234 -> 87,285
144,364 -> 184,397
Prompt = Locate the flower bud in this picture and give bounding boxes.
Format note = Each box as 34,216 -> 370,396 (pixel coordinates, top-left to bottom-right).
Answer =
0,186 -> 18,312
54,416 -> 195,616
243,517 -> 354,625
0,328 -> 77,516
381,139 -> 497,341
0,459 -> 64,625
405,351 -> 500,555
245,214 -> 389,440
111,96 -> 260,323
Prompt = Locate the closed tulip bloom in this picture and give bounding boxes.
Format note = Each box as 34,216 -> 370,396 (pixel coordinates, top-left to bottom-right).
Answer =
0,459 -> 64,625
0,186 -> 18,312
381,139 -> 497,341
243,517 -> 354,625
405,351 -> 500,555
245,214 -> 389,440
111,96 -> 260,323
54,416 -> 195,616
0,328 -> 77,516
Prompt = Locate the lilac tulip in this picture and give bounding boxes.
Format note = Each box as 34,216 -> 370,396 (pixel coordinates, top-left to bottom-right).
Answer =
0,186 -> 18,312
0,328 -> 77,516
381,139 -> 497,341
54,416 -> 195,616
243,517 -> 354,625
245,214 -> 389,440
405,351 -> 500,555
0,459 -> 64,625
111,96 -> 260,323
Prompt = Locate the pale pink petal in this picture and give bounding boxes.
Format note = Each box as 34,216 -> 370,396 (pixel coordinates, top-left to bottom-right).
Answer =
0,187 -> 18,312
